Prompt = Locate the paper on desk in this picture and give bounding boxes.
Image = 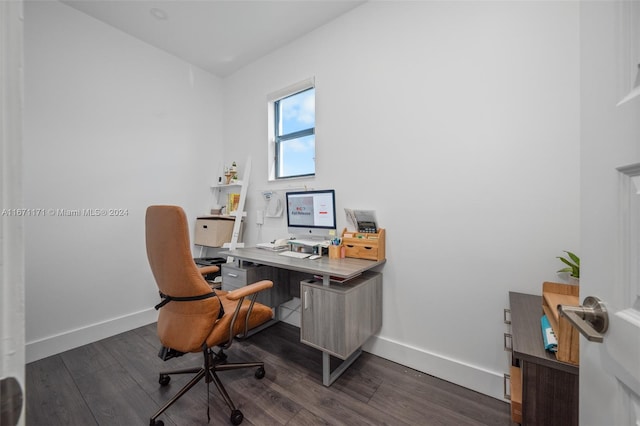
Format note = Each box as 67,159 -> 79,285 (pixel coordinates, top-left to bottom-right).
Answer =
344,209 -> 378,232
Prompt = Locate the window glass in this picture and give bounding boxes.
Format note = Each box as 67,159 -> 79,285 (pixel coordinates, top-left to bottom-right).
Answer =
278,88 -> 315,135
277,134 -> 315,177
273,86 -> 315,179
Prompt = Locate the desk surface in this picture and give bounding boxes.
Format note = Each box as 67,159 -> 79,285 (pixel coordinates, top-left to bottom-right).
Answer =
224,247 -> 385,280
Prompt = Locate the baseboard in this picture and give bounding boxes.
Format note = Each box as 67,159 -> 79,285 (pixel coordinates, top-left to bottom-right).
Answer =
363,335 -> 506,402
25,308 -> 158,363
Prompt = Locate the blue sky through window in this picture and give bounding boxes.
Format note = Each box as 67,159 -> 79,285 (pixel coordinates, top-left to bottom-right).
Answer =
278,88 -> 315,177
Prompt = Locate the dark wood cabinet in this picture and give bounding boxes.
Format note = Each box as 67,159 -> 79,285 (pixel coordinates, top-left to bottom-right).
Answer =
508,292 -> 579,425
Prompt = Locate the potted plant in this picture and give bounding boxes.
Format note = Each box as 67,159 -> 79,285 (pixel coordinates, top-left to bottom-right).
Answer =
557,250 -> 580,280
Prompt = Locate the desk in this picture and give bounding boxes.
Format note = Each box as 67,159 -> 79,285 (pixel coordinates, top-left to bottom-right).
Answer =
226,247 -> 385,285
508,292 -> 578,424
224,247 -> 385,386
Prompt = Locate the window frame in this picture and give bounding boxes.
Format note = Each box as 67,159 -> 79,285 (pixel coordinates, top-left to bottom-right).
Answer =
267,78 -> 315,181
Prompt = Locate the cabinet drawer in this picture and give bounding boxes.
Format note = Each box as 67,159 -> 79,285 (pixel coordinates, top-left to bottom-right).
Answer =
221,265 -> 247,291
343,243 -> 379,261
221,263 -> 287,308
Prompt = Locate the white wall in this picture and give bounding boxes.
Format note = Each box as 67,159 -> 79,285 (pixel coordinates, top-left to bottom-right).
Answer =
222,1 -> 580,399
23,1 -> 223,362
22,0 -> 581,402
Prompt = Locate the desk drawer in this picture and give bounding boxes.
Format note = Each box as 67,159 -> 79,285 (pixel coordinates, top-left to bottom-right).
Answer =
221,265 -> 247,291
343,243 -> 379,261
221,263 -> 286,308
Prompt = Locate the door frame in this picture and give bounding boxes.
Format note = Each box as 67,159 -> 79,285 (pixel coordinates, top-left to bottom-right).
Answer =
0,1 -> 25,425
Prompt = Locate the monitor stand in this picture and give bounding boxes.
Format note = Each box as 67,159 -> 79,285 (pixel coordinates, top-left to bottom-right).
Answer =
290,237 -> 330,247
289,237 -> 330,255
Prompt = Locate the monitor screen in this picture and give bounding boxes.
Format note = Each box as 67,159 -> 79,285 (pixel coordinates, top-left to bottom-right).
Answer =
285,189 -> 337,239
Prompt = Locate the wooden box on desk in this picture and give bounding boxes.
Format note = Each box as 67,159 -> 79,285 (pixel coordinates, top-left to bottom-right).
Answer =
541,281 -> 580,365
341,228 -> 385,261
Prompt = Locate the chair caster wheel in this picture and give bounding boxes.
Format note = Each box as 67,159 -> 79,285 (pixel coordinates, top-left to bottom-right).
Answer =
158,374 -> 170,386
214,350 -> 228,362
150,419 -> 164,426
230,409 -> 243,425
255,366 -> 265,379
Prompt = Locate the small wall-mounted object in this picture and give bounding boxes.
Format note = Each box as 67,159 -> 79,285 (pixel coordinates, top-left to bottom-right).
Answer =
262,190 -> 283,217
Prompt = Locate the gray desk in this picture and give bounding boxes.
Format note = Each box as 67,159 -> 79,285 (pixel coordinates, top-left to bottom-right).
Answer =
226,247 -> 385,285
224,247 -> 385,385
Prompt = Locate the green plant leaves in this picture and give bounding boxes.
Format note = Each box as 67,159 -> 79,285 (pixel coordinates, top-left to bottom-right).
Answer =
557,251 -> 580,278
564,250 -> 580,266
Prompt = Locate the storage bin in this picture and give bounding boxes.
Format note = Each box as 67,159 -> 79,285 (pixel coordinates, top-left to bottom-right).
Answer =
194,216 -> 237,247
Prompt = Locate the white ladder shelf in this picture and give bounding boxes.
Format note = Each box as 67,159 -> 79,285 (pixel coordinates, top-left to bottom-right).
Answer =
221,156 -> 251,251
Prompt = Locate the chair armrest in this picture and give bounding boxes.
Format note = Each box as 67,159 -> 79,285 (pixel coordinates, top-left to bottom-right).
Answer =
223,280 -> 275,344
198,265 -> 220,276
226,280 -> 273,300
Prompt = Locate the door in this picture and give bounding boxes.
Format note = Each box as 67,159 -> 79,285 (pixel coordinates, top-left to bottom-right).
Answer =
581,2 -> 640,425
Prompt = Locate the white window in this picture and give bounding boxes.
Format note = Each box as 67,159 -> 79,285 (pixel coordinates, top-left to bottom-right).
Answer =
267,78 -> 315,180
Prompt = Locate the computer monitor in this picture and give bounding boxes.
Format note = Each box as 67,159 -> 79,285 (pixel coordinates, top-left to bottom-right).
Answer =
285,189 -> 337,240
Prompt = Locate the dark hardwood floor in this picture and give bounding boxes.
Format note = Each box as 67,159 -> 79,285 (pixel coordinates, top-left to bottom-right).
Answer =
26,322 -> 513,425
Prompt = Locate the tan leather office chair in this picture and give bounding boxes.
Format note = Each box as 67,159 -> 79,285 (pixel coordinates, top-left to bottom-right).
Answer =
145,205 -> 274,426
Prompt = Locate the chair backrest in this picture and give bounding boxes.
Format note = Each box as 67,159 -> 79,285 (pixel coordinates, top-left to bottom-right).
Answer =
145,205 -> 221,352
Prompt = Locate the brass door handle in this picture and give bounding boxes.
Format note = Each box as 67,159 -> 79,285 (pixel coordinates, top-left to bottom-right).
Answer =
558,296 -> 609,343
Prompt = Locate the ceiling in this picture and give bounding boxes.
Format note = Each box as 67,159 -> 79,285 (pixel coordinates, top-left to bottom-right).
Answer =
61,0 -> 365,78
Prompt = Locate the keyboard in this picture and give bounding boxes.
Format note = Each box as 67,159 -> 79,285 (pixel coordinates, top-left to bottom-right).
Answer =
279,250 -> 311,259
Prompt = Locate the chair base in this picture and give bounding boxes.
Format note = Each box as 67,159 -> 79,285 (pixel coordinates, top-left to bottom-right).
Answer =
149,349 -> 265,426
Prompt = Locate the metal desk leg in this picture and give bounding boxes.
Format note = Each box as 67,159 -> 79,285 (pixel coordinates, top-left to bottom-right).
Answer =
322,348 -> 363,386
322,274 -> 330,286
317,273 -> 365,386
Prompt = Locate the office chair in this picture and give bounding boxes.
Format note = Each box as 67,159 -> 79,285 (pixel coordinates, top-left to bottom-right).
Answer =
145,205 -> 274,426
